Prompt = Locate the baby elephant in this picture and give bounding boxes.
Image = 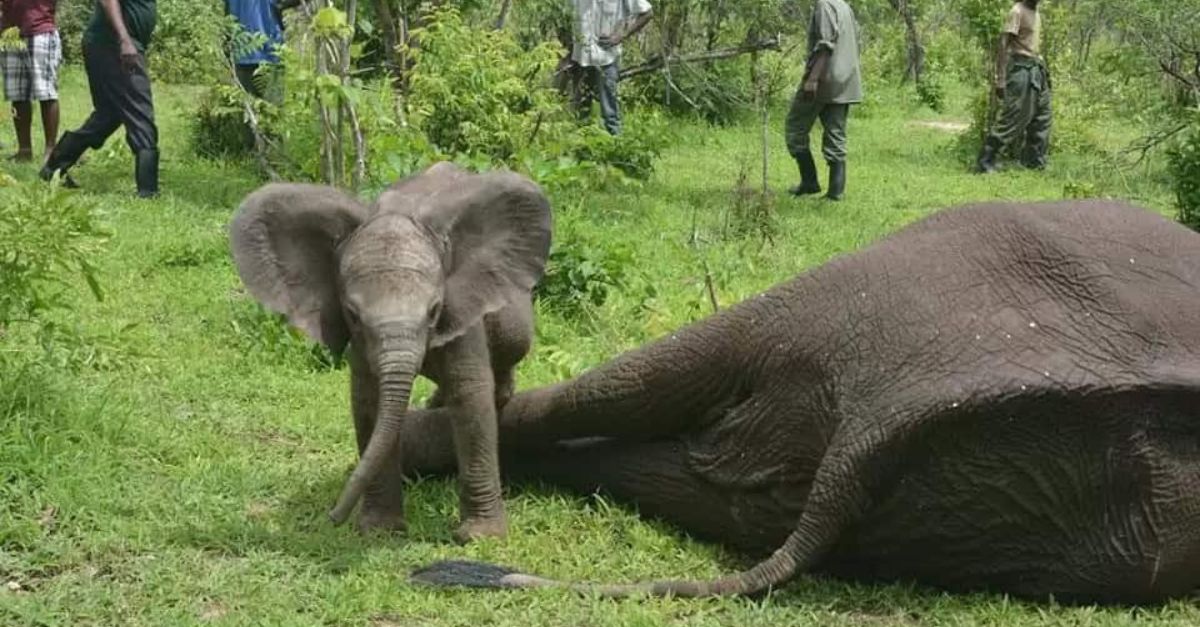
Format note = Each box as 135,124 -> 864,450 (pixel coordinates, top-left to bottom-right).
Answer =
229,163 -> 552,542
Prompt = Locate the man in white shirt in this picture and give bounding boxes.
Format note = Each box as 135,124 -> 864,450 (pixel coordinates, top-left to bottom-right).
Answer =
570,0 -> 652,135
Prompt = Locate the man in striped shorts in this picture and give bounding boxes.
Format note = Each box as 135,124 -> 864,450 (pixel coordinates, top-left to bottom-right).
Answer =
0,0 -> 61,163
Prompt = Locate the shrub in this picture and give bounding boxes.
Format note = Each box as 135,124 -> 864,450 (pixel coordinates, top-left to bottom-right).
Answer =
226,298 -> 343,372
534,235 -> 634,320
0,180 -> 108,363
1168,118 -> 1200,231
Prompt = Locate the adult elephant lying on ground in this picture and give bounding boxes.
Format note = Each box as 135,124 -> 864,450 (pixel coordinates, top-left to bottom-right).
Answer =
399,199 -> 1200,604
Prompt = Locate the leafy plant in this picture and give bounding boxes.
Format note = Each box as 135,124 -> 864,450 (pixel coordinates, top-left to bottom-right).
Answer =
534,236 -> 634,320
1168,116 -> 1200,231
226,298 -> 344,373
0,181 -> 107,334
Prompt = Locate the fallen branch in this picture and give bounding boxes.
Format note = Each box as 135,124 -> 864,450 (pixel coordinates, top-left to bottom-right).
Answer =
618,37 -> 781,81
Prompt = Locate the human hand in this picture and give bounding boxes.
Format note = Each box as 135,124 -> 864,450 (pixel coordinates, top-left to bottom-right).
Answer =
803,78 -> 819,99
598,33 -> 622,48
119,39 -> 140,73
993,81 -> 1005,100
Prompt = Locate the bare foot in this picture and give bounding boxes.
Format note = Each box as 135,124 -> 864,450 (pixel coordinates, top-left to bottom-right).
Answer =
356,507 -> 409,535
452,513 -> 508,544
8,151 -> 32,162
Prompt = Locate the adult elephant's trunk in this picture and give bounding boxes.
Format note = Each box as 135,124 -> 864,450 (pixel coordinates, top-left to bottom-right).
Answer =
328,343 -> 424,525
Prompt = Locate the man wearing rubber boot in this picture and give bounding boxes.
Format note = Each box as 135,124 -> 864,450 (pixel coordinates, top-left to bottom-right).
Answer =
785,0 -> 861,201
976,0 -> 1051,174
40,0 -> 158,197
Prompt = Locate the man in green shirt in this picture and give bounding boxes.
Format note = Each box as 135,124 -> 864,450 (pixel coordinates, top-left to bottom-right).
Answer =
40,0 -> 159,197
785,0 -> 862,201
976,0 -> 1051,174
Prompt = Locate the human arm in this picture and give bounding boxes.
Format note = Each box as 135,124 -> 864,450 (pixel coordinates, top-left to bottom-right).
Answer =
599,3 -> 653,48
802,1 -> 837,99
97,0 -> 140,70
804,49 -> 830,99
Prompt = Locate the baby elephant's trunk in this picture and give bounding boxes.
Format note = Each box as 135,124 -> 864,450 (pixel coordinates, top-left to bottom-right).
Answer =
328,347 -> 422,525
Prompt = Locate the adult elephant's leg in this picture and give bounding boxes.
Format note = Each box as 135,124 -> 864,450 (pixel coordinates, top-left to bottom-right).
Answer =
505,437 -> 795,555
497,317 -> 745,448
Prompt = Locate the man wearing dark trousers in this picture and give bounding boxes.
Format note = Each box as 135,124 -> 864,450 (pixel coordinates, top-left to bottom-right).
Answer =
40,0 -> 158,197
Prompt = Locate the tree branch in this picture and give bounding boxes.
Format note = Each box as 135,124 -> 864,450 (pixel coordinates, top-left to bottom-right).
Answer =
618,37 -> 781,81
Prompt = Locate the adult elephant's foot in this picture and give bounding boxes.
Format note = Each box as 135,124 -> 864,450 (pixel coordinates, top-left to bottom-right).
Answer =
452,512 -> 508,544
356,506 -> 409,535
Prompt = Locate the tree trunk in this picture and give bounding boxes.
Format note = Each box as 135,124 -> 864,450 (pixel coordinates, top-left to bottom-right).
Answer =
371,0 -> 405,87
495,0 -> 512,30
889,0 -> 925,84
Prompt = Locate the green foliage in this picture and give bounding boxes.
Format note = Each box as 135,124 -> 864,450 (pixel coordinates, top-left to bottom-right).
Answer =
226,298 -> 344,372
534,235 -> 634,320
1168,117 -> 1200,231
0,180 -> 107,353
405,7 -> 569,163
190,83 -> 259,159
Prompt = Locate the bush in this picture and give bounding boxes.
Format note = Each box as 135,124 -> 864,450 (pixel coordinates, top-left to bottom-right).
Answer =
534,235 -> 634,320
0,180 -> 108,362
190,84 -> 259,159
226,298 -> 343,372
1168,119 -> 1200,231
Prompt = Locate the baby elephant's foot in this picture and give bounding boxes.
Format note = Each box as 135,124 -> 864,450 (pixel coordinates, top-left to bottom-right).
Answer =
452,513 -> 508,544
356,507 -> 408,535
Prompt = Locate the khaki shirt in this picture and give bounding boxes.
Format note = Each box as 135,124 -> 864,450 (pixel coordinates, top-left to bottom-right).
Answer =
805,0 -> 862,104
571,0 -> 652,68
1003,1 -> 1041,59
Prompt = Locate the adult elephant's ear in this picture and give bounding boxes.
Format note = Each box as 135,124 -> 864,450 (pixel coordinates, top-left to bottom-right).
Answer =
229,183 -> 367,354
390,167 -> 552,348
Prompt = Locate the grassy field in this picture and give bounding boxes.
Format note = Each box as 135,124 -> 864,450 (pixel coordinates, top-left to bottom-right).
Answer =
2,68 -> 1196,626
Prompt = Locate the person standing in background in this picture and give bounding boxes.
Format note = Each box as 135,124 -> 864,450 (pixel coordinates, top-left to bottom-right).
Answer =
0,0 -> 61,164
976,0 -> 1051,174
225,0 -> 298,102
39,0 -> 159,197
569,0 -> 653,136
784,0 -> 862,202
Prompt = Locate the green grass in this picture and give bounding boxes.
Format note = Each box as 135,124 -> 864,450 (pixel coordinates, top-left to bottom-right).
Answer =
1,67 -> 1194,626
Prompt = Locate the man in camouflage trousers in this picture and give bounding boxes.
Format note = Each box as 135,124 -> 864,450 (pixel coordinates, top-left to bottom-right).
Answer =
785,0 -> 862,201
977,0 -> 1052,173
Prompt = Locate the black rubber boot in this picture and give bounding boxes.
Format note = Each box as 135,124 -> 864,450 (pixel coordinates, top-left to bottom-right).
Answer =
788,151 -> 822,196
975,141 -> 999,174
135,150 -> 159,198
39,131 -> 88,188
825,161 -> 846,201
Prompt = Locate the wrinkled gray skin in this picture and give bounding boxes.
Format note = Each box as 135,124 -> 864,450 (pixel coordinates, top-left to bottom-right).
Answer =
229,163 -> 552,541
400,200 -> 1200,603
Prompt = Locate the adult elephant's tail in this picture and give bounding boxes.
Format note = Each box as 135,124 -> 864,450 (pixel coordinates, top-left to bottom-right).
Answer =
411,530 -> 812,598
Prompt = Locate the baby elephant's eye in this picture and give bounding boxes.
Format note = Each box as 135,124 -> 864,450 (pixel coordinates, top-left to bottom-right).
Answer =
427,301 -> 442,322
343,308 -> 361,327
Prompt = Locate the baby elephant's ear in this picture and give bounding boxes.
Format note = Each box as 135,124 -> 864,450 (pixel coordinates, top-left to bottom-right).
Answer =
394,167 -> 553,348
229,183 -> 367,353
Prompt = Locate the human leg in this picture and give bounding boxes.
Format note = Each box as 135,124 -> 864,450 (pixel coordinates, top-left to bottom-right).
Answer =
596,62 -> 621,135
1021,72 -> 1052,170
10,101 -> 33,160
977,65 -> 1036,173
819,104 -> 849,200
40,44 -> 123,185
27,31 -> 62,160
785,87 -> 822,195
